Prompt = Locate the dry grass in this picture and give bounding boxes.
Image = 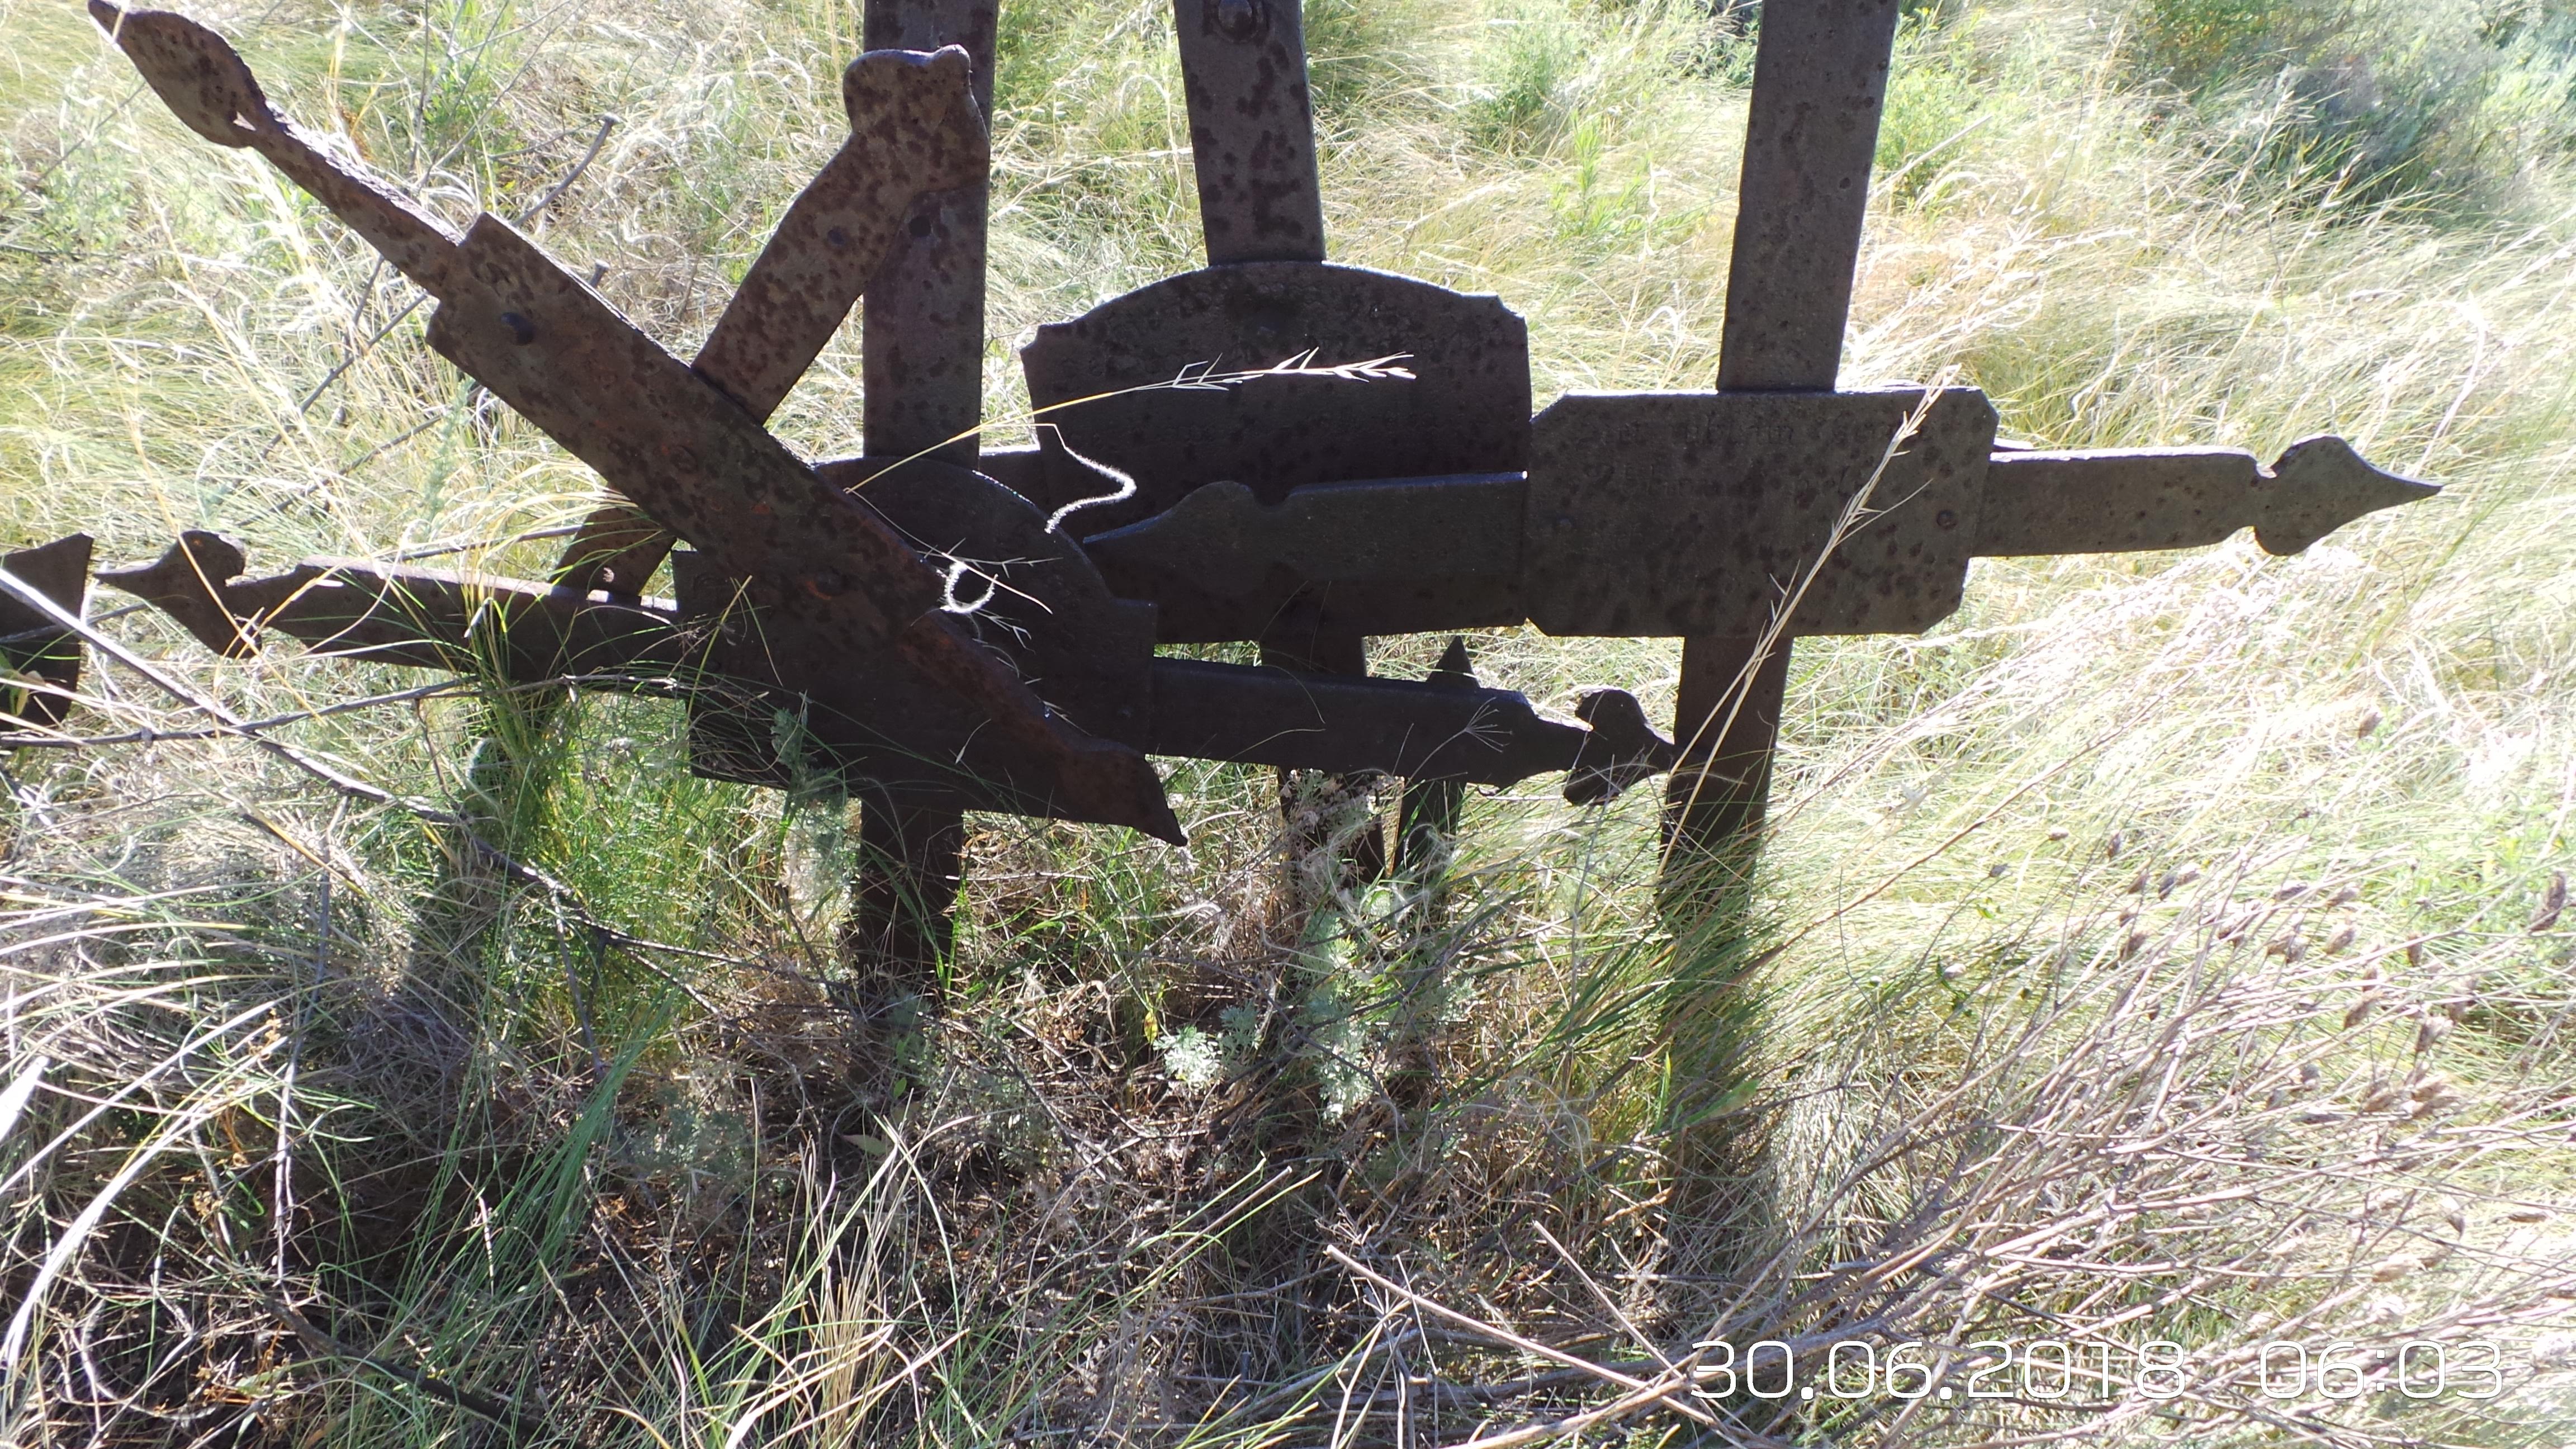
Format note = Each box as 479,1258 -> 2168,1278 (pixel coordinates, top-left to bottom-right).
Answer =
2,0 -> 2573,1445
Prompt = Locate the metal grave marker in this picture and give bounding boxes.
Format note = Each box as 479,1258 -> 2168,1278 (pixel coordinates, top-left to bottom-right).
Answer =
3,1 -> 2438,997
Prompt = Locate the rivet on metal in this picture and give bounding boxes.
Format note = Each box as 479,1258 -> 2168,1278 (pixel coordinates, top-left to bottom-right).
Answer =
1213,0 -> 1263,41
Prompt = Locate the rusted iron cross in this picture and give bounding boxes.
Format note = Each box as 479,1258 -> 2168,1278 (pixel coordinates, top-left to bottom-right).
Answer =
14,1 -> 2434,1002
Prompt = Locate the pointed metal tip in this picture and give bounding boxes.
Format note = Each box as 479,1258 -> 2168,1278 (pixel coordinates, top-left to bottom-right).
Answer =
1077,746 -> 1185,845
93,4 -> 273,148
0,535 -> 93,730
98,531 -> 259,656
2253,436 -> 2440,556
1424,635 -> 1478,690
2,535 -> 96,613
1564,686 -> 1680,806
7,533 -> 96,568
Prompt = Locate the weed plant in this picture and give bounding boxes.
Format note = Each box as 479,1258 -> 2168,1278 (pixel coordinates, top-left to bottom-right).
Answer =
1,0 -> 2572,1445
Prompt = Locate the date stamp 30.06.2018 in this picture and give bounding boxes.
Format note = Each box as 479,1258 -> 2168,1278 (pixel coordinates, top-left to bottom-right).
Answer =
1684,1336 -> 2520,1405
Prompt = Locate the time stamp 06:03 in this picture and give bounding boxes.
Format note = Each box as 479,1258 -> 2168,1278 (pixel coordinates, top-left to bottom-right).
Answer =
1686,1337 -> 2516,1403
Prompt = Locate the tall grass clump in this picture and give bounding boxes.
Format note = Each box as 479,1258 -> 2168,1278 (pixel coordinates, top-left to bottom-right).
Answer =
3,0 -> 2573,1445
2122,0 -> 2576,212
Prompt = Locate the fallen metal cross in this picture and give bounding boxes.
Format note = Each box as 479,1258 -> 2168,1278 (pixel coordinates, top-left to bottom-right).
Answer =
14,1 -> 2436,996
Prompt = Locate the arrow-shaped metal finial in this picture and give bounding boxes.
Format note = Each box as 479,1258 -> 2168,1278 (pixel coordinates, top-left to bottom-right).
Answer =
1973,437 -> 2439,558
91,4 -> 469,295
2255,436 -> 2441,556
96,531 -> 262,657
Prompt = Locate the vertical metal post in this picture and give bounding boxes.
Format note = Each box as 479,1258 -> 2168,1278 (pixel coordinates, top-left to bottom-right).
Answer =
863,0 -> 996,469
842,785 -> 967,996
1261,624 -> 1386,891
1173,0 -> 1325,264
845,0 -> 995,995
1664,0 -> 1902,887
1171,0 -> 1383,881
1661,2 -> 1903,1230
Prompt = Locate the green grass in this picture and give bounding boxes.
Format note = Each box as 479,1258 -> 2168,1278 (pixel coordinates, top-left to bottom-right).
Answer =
3,0 -> 2574,1444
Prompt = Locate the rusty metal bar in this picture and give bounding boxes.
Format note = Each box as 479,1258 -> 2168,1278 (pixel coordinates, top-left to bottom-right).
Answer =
1144,659 -> 1673,799
1668,0 -> 1902,867
97,532 -> 688,681
1168,0 -> 1370,880
1974,438 -> 2437,558
1173,0 -> 1326,265
1714,2 -> 1902,392
1072,420 -> 2432,643
851,0 -> 997,988
555,46 -> 989,595
89,4 -> 466,296
90,8 -> 1175,839
861,0 -> 995,471
844,787 -> 966,1018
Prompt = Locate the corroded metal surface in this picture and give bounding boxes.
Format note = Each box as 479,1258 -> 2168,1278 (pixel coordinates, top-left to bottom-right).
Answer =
0,536 -> 92,729
697,48 -> 985,422
1079,427 -> 2435,646
860,0 -> 996,470
91,6 -> 1176,842
1145,659 -> 1671,802
1674,0 -> 1902,862
93,3 -> 943,645
1525,389 -> 1998,638
556,44 -> 989,595
1021,263 -> 1530,529
90,5 -> 465,296
1715,0 -> 1903,392
823,457 -> 1156,745
97,533 -> 687,681
673,547 -> 1031,814
848,0 -> 1000,976
427,219 -> 1174,838
677,460 -> 1157,804
1975,438 -> 2437,558
1175,0 -> 1325,264
426,217 -> 940,646
1081,472 -> 1526,640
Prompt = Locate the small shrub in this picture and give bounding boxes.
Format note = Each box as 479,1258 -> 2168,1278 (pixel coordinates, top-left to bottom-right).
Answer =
2124,0 -> 2576,212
